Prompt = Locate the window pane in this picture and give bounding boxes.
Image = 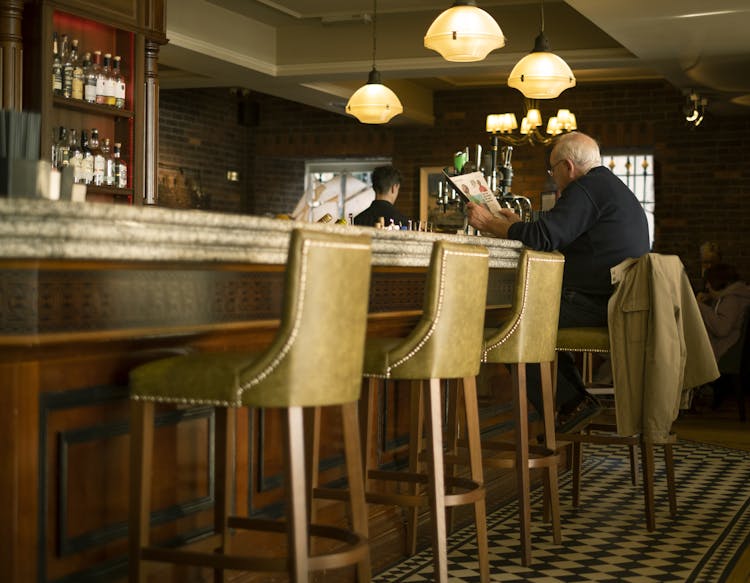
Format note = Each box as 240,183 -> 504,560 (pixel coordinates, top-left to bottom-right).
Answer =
603,151 -> 654,248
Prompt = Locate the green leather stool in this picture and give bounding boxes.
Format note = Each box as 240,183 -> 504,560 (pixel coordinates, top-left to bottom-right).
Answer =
329,241 -> 491,583
555,326 -> 677,532
128,229 -> 373,583
477,249 -> 565,566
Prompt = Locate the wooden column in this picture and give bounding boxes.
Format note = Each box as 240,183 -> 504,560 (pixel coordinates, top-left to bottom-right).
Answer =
0,0 -> 24,110
143,38 -> 160,205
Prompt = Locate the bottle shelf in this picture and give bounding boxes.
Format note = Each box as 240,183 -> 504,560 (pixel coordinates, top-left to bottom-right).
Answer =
86,184 -> 133,196
53,95 -> 134,118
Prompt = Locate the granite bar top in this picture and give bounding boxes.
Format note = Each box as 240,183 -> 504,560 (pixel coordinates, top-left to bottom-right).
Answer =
0,199 -> 523,268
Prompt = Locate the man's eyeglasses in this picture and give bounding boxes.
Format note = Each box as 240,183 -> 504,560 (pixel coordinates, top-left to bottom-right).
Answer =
547,159 -> 566,177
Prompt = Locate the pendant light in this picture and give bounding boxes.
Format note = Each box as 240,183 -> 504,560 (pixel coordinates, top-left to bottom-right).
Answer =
346,0 -> 403,124
424,1 -> 505,62
507,0 -> 575,99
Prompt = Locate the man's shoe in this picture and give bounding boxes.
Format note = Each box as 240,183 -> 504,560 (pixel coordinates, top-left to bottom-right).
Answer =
556,395 -> 603,434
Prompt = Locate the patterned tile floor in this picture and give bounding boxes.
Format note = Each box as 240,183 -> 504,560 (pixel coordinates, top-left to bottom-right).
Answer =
373,441 -> 750,582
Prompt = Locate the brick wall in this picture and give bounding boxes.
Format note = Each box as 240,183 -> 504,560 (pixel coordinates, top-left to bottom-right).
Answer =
159,81 -> 750,280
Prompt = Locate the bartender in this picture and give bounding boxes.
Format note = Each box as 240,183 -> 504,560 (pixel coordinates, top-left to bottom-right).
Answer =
354,165 -> 410,228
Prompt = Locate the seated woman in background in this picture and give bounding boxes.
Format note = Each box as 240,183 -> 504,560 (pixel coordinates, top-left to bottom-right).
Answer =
697,263 -> 750,361
696,241 -> 722,294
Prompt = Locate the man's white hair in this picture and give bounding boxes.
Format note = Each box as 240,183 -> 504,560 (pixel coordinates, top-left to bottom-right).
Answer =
553,132 -> 602,173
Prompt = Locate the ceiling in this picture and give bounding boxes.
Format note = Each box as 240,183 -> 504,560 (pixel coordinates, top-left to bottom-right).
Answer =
159,0 -> 750,125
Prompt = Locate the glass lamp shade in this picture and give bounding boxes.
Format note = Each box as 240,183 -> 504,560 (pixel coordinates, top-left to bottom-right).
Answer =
424,2 -> 505,62
486,113 -> 517,133
346,69 -> 403,124
507,33 -> 576,99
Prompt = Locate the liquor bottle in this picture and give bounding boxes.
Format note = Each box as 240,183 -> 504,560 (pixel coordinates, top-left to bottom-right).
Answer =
102,138 -> 115,186
90,129 -> 105,186
113,142 -> 127,188
68,129 -> 83,183
52,127 -> 69,169
80,130 -> 94,185
71,41 -> 84,100
52,32 -> 62,96
59,34 -> 71,98
103,53 -> 116,106
111,56 -> 126,109
82,52 -> 97,103
51,127 -> 59,167
96,52 -> 109,105
63,38 -> 79,99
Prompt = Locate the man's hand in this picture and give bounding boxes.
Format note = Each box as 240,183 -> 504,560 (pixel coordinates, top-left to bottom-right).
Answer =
465,202 -> 520,238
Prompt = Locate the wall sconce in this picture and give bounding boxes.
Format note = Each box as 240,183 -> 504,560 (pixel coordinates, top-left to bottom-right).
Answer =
683,90 -> 707,127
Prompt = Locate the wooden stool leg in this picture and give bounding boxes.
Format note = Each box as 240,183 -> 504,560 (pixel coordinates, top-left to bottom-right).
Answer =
461,376 -> 489,583
664,443 -> 677,516
425,378 -> 449,582
406,380 -> 424,556
129,400 -> 153,583
341,401 -> 372,582
284,406 -> 310,582
571,441 -> 583,507
444,379 -> 460,534
361,378 -> 379,492
641,441 -> 656,532
629,445 -> 639,486
304,407 -> 322,526
513,364 -> 532,566
540,362 -> 561,544
213,408 -> 235,583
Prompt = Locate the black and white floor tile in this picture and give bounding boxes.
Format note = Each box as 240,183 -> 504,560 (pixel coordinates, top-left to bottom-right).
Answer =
373,441 -> 750,582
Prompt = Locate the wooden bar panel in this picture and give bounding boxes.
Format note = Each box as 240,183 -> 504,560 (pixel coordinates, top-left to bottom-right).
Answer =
0,202 -> 523,582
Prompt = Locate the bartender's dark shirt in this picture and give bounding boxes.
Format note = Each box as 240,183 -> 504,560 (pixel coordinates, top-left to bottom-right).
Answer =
354,199 -> 409,228
508,166 -> 649,296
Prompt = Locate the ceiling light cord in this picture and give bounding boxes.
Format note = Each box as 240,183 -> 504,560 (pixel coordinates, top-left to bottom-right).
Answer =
540,0 -> 545,34
372,0 -> 377,70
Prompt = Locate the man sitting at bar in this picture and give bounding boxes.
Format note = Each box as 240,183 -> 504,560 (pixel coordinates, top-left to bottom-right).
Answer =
354,165 -> 410,228
466,131 -> 650,432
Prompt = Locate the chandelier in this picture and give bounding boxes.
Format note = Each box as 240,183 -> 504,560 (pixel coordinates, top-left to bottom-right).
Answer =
346,0 -> 403,124
486,100 -> 577,146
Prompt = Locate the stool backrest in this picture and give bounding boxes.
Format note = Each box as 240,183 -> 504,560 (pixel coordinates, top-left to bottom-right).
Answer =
384,241 -> 489,379
240,228 -> 372,407
484,249 -> 565,364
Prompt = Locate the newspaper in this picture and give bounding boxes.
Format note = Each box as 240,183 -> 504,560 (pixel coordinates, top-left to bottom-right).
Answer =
443,171 -> 503,217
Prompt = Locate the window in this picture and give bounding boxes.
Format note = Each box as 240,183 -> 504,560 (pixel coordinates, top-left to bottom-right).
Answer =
602,150 -> 655,248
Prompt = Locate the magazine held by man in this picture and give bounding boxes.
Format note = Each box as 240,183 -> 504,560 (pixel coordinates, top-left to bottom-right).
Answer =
443,171 -> 503,217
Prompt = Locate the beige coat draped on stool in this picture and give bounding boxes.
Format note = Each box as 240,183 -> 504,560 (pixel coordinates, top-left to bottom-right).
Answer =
608,253 -> 719,442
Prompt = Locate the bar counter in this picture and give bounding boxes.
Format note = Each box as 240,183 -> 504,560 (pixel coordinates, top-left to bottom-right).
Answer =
0,199 -> 523,582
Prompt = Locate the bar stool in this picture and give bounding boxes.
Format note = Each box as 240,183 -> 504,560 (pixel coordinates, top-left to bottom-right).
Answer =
555,327 -> 677,531
128,229 -> 373,582
475,249 -> 565,566
318,240 -> 491,583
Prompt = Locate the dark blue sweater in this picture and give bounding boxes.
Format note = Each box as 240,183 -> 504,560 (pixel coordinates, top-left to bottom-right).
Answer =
508,166 -> 650,296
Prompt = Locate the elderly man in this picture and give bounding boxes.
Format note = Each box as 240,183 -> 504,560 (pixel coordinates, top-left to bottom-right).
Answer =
466,131 -> 650,432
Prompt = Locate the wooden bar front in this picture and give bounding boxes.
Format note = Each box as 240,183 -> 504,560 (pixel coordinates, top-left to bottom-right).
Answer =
0,199 -> 523,582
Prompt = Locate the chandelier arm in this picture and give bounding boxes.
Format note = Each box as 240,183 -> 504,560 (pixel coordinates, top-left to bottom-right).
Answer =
495,133 -> 532,148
